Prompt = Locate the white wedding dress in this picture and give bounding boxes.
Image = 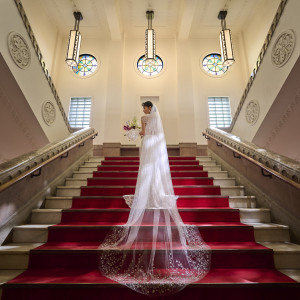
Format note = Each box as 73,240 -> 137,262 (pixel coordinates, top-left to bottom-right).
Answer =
98,105 -> 211,296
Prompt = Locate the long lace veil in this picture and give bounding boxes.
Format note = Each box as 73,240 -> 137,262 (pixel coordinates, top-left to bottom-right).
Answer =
98,105 -> 211,296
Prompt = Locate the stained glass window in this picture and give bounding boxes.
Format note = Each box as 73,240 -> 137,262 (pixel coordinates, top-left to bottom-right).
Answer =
137,55 -> 163,77
68,97 -> 91,128
208,97 -> 232,128
202,53 -> 228,76
72,54 -> 98,77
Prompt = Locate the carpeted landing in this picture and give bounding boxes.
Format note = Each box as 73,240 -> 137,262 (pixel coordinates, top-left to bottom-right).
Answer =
2,156 -> 299,299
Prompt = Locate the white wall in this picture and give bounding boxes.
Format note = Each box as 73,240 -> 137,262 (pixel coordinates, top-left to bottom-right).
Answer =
121,38 -> 178,145
232,0 -> 300,142
3,0 -> 291,150
252,55 -> 300,162
55,37 -> 109,145
0,0 -> 70,144
53,33 -> 249,147
241,0 -> 281,76
190,36 -> 247,144
21,0 -> 59,76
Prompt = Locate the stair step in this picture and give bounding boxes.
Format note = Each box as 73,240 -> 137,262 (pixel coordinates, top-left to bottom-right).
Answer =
3,268 -> 298,286
239,208 -> 271,223
83,161 -> 208,167
55,185 -> 244,197
229,196 -> 256,208
44,197 -> 73,209
209,171 -> 228,178
196,156 -> 213,161
0,270 -> 25,285
25,249 -> 276,270
1,241 -> 295,271
56,186 -> 81,197
64,177 -> 236,187
72,170 -> 229,179
221,186 -> 244,196
215,178 -> 236,186
31,207 -> 271,224
0,243 -> 43,269
279,269 -> 300,282
44,195 -> 257,209
259,242 -> 300,269
12,222 -> 290,244
87,156 -> 104,162
31,209 -> 62,224
203,165 -> 222,171
12,225 -> 50,243
251,223 -> 290,242
78,165 -> 222,172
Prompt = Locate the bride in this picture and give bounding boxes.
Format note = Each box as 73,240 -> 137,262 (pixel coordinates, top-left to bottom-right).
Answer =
98,101 -> 211,296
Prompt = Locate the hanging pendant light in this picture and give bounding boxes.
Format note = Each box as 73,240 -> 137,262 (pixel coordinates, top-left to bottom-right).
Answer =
218,10 -> 234,67
145,11 -> 155,62
66,11 -> 83,67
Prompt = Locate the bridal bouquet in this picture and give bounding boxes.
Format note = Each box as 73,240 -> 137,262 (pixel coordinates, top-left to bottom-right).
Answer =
123,117 -> 141,141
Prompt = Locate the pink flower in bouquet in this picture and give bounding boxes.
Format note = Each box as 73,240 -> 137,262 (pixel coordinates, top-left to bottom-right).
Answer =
123,117 -> 141,132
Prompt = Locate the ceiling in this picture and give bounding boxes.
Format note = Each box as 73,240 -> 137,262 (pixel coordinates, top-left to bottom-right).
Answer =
37,0 -> 278,39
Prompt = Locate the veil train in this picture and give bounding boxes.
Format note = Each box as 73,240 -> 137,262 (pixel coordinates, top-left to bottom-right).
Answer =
98,105 -> 211,296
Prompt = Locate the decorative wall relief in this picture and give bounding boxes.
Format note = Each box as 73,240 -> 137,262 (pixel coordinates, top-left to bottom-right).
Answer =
229,0 -> 288,132
7,32 -> 31,69
42,101 -> 56,126
245,100 -> 260,126
271,29 -> 296,67
14,0 -> 72,132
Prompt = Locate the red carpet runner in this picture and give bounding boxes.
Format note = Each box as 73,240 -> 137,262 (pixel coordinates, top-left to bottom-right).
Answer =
2,156 -> 299,300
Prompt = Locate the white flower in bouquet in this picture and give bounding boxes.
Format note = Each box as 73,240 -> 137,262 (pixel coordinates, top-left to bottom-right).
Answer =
123,117 -> 141,141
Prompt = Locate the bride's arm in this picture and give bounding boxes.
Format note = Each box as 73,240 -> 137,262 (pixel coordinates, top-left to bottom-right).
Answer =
139,116 -> 146,136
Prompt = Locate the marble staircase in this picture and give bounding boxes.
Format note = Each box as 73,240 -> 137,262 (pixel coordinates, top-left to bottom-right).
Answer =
1,155 -> 299,299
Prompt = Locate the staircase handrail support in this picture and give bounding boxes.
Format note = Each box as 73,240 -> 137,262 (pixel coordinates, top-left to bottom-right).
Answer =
0,128 -> 97,192
204,127 -> 300,189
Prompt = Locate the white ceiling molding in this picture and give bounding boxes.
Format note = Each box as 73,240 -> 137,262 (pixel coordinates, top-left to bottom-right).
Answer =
103,0 -> 122,40
178,0 -> 197,40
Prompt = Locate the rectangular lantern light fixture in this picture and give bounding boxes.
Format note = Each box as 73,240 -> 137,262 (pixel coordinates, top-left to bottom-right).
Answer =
146,29 -> 155,59
218,11 -> 235,67
145,11 -> 155,60
66,12 -> 83,67
66,30 -> 81,67
220,29 -> 234,66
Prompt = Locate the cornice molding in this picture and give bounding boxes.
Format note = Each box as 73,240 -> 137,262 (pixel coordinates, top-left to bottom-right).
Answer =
14,0 -> 71,132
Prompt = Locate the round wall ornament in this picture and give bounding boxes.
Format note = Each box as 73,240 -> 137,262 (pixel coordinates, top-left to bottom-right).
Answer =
245,100 -> 260,126
271,29 -> 296,67
8,32 -> 31,69
42,101 -> 56,126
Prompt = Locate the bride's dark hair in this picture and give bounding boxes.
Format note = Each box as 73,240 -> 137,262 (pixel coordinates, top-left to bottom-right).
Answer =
142,101 -> 153,108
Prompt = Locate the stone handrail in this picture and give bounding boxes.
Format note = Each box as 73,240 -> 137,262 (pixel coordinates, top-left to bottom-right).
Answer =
205,127 -> 300,185
14,0 -> 71,132
0,128 -> 97,188
229,0 -> 288,132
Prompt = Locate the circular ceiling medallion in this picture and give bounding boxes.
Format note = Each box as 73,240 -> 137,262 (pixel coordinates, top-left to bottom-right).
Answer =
8,31 -> 31,69
42,101 -> 56,126
271,29 -> 296,67
245,100 -> 260,126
